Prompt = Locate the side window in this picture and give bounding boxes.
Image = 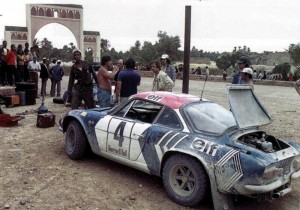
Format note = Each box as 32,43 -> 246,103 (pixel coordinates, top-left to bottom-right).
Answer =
114,101 -> 133,117
155,107 -> 182,129
122,99 -> 162,123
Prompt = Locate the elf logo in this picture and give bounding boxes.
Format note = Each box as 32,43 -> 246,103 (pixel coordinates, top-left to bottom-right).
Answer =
191,138 -> 219,156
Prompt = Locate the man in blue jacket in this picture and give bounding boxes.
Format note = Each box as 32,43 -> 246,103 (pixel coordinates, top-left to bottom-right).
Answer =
50,60 -> 64,97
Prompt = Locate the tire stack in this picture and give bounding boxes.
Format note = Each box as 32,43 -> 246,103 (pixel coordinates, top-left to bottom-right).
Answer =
15,82 -> 36,105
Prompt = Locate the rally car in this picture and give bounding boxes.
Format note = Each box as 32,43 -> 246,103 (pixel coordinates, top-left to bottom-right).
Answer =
59,85 -> 300,209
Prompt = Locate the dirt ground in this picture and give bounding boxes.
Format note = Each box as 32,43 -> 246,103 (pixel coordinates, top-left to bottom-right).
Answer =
0,77 -> 299,210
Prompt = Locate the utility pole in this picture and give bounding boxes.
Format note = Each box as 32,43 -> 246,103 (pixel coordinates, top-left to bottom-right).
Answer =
182,6 -> 191,94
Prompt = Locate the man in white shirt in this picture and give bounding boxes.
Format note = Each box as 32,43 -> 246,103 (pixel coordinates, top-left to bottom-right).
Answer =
28,56 -> 41,98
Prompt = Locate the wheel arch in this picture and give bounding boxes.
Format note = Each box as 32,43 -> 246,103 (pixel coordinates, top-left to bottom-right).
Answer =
62,115 -> 87,136
160,151 -> 211,181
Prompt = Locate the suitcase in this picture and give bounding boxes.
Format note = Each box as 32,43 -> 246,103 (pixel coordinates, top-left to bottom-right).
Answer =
0,114 -> 23,127
36,112 -> 56,128
3,95 -> 20,107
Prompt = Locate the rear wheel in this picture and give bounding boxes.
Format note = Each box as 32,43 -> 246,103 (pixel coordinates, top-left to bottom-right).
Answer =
162,154 -> 209,207
65,121 -> 87,160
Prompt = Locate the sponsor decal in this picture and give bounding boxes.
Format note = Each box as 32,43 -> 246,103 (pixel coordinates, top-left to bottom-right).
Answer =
108,145 -> 127,157
108,121 -> 128,158
191,138 -> 219,156
215,149 -> 243,191
146,94 -> 164,102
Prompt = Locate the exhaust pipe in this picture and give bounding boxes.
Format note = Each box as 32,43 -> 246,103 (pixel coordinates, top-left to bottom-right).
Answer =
272,187 -> 292,198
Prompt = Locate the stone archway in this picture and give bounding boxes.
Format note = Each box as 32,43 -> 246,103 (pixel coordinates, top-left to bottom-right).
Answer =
27,4 -> 84,58
4,4 -> 101,62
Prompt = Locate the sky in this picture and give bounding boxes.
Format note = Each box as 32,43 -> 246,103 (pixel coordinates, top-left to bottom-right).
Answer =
1,0 -> 300,53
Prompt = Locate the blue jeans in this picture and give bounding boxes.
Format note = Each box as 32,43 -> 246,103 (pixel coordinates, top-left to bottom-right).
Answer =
97,88 -> 111,108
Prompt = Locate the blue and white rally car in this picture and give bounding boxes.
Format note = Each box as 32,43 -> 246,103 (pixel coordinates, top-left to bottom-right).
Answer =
59,85 -> 300,209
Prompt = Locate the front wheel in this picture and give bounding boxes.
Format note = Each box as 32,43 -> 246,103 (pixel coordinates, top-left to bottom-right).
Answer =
65,121 -> 87,160
162,154 -> 209,207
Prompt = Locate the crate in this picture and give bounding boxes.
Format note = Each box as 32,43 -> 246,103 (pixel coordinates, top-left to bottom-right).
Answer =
3,95 -> 20,107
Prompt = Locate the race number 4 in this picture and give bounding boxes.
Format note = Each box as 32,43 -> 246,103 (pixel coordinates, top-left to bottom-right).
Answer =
114,121 -> 126,147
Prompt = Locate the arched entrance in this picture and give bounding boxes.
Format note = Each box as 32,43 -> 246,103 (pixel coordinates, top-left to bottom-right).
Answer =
4,4 -> 100,62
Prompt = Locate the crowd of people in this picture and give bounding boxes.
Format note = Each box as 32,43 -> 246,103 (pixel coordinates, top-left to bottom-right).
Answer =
0,40 -> 66,99
66,51 -> 176,110
1,40 -> 298,110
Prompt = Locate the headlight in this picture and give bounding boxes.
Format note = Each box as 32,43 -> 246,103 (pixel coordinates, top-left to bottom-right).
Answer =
263,166 -> 283,179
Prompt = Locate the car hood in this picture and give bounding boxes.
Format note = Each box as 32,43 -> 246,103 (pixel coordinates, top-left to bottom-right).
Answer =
227,85 -> 272,129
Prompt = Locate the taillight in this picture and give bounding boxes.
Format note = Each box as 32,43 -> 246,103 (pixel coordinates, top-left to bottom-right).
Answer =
263,166 -> 283,179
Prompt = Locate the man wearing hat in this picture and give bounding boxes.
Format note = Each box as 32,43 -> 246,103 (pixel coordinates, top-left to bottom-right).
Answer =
241,67 -> 254,86
66,49 -> 98,109
160,54 -> 177,83
40,57 -> 49,96
232,56 -> 249,84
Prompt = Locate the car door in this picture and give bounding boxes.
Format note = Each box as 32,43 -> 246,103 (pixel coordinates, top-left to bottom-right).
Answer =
107,117 -> 151,160
95,99 -> 160,161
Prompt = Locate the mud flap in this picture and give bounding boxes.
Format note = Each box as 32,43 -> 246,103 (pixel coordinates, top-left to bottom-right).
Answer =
209,173 -> 234,210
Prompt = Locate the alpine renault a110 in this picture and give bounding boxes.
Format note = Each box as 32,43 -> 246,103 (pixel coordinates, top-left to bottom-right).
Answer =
59,85 -> 300,209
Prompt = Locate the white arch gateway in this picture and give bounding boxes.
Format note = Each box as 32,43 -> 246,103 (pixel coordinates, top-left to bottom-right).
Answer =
4,4 -> 101,62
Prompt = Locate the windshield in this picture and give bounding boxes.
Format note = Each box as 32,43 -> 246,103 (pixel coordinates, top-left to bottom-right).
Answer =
183,102 -> 237,134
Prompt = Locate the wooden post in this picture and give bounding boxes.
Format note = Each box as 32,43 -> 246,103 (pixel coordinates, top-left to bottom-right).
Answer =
182,6 -> 191,94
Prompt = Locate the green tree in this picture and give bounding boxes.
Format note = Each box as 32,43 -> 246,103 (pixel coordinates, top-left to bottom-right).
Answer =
216,52 -> 232,70
138,41 -> 158,64
155,31 -> 181,61
230,51 -> 248,68
39,38 -> 53,59
100,38 -> 110,54
288,43 -> 300,68
272,62 -> 291,80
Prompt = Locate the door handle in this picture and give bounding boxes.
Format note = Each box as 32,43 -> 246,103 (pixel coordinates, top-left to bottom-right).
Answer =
133,133 -> 144,140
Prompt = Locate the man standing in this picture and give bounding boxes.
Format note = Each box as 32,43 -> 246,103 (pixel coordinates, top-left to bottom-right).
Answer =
50,60 -> 64,97
5,44 -> 17,86
0,41 -> 8,86
116,58 -> 141,103
40,57 -> 49,96
205,66 -> 209,77
23,43 -> 30,82
114,59 -> 124,84
67,49 -> 97,110
150,61 -> 174,92
295,79 -> 300,96
28,56 -> 41,98
241,68 -> 254,86
160,54 -> 177,83
97,56 -> 117,107
232,56 -> 249,84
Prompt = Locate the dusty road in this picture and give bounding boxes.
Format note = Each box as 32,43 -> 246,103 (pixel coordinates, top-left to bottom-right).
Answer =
0,77 -> 299,210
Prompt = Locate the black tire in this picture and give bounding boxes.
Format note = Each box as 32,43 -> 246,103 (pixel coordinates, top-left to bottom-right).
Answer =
65,121 -> 87,160
53,97 -> 64,104
162,154 -> 209,207
15,82 -> 36,90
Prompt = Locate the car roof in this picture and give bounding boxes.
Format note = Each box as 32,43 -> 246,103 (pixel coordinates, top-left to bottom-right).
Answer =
133,91 -> 208,109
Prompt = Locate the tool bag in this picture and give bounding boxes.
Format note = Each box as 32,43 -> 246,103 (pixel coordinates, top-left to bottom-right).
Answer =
36,112 -> 55,128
